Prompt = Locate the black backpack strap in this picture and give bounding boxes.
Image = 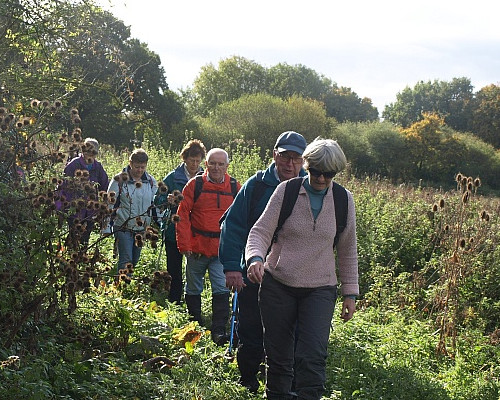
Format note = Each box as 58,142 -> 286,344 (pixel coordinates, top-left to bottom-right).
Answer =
332,182 -> 348,249
272,177 -> 303,243
193,175 -> 204,203
218,176 -> 239,227
229,176 -> 238,198
248,171 -> 266,227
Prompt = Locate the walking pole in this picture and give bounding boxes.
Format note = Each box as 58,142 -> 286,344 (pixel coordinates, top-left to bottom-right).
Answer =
227,290 -> 238,356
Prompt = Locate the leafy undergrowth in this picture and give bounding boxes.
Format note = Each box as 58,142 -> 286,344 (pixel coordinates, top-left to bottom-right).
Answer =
326,307 -> 499,400
1,289 -> 498,399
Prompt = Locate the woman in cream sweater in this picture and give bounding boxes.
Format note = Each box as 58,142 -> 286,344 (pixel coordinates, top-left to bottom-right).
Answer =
245,138 -> 359,400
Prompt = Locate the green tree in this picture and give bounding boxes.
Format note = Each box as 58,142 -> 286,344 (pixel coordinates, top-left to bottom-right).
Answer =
187,56 -> 267,117
323,86 -> 379,123
186,56 -> 378,123
197,93 -> 333,157
0,0 -> 184,147
383,78 -> 474,131
470,84 -> 500,149
267,62 -> 332,100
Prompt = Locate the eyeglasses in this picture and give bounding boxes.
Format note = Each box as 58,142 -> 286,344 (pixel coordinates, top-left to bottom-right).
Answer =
308,167 -> 336,179
276,152 -> 304,165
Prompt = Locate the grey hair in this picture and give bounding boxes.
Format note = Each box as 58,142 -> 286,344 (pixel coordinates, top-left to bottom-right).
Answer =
84,137 -> 99,153
302,138 -> 347,173
206,148 -> 229,163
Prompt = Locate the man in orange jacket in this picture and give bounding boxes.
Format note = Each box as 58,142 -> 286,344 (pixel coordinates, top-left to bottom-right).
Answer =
176,148 -> 241,345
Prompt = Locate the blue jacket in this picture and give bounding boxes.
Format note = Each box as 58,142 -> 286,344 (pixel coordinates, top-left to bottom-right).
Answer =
219,162 -> 305,283
154,163 -> 202,242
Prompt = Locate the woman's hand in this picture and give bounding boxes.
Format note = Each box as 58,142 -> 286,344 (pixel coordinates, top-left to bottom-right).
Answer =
340,297 -> 356,322
247,260 -> 264,284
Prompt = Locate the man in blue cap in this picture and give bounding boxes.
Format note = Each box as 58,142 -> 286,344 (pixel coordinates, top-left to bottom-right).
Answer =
219,131 -> 307,393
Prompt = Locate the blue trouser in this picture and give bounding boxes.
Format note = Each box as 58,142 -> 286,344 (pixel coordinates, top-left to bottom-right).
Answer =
259,272 -> 337,400
165,240 -> 183,304
185,254 -> 229,296
114,230 -> 142,273
237,283 -> 265,384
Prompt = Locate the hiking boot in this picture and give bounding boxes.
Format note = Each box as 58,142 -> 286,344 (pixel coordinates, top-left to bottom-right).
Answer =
211,293 -> 229,346
240,376 -> 259,394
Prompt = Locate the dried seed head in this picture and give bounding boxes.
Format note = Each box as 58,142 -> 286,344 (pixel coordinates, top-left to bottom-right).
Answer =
432,204 -> 438,212
439,198 -> 445,208
462,191 -> 470,204
135,181 -> 142,189
459,238 -> 466,248
474,178 -> 481,187
171,214 -> 181,223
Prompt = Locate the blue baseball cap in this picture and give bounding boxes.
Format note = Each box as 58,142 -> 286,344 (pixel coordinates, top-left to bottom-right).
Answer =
274,131 -> 307,155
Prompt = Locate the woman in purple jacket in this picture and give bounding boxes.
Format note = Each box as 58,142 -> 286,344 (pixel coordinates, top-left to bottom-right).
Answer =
245,138 -> 359,400
61,138 -> 109,247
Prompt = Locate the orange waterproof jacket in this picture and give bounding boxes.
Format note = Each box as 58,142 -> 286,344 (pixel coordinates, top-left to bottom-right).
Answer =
176,172 -> 241,257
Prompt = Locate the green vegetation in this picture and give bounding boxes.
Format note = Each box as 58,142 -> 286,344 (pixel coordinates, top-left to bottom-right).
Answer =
1,0 -> 499,398
1,123 -> 499,398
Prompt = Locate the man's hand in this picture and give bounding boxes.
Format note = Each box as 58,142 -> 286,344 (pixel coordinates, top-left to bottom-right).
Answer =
246,260 -> 264,284
340,297 -> 356,322
225,271 -> 245,292
181,250 -> 193,257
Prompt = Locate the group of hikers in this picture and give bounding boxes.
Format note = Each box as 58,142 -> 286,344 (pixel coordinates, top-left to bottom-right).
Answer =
61,131 -> 359,400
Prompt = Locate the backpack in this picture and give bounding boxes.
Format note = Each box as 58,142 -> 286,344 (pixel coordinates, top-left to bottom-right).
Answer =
272,177 -> 348,250
111,173 -> 158,226
193,174 -> 238,203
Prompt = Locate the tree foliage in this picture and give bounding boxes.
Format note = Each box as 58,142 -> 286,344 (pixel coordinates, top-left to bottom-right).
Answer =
186,56 -> 379,123
196,93 -> 333,157
0,0 -> 184,147
470,84 -> 500,148
383,78 -> 474,131
400,113 -> 466,182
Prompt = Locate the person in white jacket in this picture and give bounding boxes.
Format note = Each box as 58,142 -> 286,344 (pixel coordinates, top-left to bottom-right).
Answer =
107,148 -> 158,275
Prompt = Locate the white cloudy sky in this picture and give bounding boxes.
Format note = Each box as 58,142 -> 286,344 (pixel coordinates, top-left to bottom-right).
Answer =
97,0 -> 500,113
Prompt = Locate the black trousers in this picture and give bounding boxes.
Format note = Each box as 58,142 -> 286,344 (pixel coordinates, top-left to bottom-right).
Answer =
259,273 -> 337,400
237,283 -> 265,383
165,240 -> 183,304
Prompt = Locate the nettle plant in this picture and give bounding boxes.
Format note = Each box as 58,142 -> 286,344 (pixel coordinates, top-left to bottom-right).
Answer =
0,98 -> 169,349
426,173 -> 494,355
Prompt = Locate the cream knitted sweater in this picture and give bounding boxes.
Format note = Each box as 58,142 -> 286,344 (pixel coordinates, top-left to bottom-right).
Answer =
245,179 -> 359,295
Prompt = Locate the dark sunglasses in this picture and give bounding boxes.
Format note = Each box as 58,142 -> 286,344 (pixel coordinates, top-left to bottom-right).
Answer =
308,167 -> 336,179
